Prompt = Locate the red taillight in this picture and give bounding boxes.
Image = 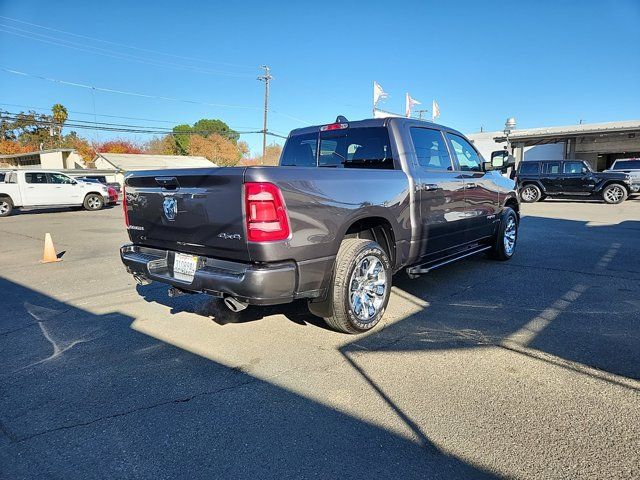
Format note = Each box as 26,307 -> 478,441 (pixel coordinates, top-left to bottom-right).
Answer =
122,185 -> 130,227
245,182 -> 290,242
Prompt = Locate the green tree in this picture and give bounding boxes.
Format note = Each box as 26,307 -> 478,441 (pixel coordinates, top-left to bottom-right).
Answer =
172,124 -> 192,155
192,119 -> 239,143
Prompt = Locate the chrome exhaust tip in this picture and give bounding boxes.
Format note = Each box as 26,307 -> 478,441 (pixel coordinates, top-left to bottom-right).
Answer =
223,296 -> 248,313
133,273 -> 152,285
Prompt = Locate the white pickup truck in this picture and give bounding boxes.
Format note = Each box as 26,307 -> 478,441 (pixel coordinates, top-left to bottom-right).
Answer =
0,170 -> 111,217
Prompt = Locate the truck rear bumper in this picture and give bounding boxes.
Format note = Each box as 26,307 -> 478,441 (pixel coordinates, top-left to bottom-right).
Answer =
120,244 -> 299,305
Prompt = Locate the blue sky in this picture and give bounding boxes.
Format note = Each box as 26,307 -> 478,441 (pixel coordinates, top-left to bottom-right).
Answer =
1,0 -> 639,156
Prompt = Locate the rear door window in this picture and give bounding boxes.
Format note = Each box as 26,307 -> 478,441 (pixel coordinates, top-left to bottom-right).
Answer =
410,127 -> 452,170
519,162 -> 540,175
25,172 -> 48,184
543,162 -> 561,174
280,127 -> 395,169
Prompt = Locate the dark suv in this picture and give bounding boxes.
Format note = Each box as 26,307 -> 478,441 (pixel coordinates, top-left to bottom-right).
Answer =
516,160 -> 632,204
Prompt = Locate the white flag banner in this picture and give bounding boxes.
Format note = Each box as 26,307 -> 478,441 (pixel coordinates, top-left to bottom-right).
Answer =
432,99 -> 441,120
373,81 -> 389,107
405,93 -> 421,117
373,108 -> 403,118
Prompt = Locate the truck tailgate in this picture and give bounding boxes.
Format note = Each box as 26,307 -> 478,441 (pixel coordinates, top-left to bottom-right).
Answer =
124,167 -> 249,261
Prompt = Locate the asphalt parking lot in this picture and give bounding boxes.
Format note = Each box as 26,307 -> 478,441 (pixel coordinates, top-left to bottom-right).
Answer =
1,198 -> 639,479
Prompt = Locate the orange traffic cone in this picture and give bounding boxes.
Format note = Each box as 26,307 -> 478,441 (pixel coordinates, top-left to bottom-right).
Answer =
40,233 -> 61,263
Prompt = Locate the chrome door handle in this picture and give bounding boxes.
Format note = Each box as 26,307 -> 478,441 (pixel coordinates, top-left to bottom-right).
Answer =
465,182 -> 478,189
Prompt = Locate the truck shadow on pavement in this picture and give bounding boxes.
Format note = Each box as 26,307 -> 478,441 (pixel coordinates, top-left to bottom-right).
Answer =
139,215 -> 640,385
0,277 -> 497,479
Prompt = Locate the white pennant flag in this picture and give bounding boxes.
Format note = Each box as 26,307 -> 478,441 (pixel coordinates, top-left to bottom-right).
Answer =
405,93 -> 421,117
432,99 -> 441,121
373,81 -> 389,107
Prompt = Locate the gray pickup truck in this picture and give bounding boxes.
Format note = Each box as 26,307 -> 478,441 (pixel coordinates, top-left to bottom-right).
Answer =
121,117 -> 520,333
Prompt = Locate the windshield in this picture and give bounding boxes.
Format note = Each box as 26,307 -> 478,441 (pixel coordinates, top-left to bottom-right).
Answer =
612,160 -> 640,170
280,127 -> 395,169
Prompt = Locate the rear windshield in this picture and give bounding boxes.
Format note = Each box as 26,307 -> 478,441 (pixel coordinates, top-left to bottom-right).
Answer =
519,162 -> 540,174
612,160 -> 640,169
280,127 -> 395,169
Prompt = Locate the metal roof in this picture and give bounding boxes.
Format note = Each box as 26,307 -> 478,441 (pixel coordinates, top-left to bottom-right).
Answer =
94,153 -> 215,171
493,120 -> 640,142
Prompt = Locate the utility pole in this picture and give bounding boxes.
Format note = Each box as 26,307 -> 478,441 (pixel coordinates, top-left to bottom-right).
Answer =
416,109 -> 429,120
257,65 -> 272,163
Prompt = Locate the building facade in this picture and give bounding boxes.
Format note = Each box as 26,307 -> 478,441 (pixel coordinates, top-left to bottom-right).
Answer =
468,120 -> 640,171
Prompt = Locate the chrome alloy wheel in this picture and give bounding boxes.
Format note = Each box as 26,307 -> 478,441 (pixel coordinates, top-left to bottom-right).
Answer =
349,255 -> 387,322
604,185 -> 624,203
87,196 -> 102,209
521,186 -> 538,202
504,216 -> 517,256
0,200 -> 9,215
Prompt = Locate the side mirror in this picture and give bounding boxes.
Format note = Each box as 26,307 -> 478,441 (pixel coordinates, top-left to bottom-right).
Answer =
490,151 -> 516,171
71,180 -> 78,185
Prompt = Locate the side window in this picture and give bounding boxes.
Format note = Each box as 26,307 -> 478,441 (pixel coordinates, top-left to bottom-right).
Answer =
25,172 -> 48,184
446,133 -> 482,172
280,133 -> 317,167
519,162 -> 540,175
563,162 -> 583,174
543,162 -> 561,174
49,173 -> 74,184
410,127 -> 452,170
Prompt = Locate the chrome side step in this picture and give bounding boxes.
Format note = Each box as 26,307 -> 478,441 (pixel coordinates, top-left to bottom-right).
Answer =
406,245 -> 492,278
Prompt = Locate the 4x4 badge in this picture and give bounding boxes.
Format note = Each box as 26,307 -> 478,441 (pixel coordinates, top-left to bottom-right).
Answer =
163,197 -> 178,221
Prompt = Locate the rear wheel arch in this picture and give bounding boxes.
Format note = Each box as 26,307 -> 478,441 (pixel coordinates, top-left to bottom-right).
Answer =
343,216 -> 397,268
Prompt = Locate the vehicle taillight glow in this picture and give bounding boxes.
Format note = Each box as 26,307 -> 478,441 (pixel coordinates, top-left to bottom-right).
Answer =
320,123 -> 348,131
122,185 -> 130,227
245,182 -> 290,242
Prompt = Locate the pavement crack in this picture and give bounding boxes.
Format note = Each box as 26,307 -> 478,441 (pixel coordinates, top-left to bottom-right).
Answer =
12,377 -> 260,444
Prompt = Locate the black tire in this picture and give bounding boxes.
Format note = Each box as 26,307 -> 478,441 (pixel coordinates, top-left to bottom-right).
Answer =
315,238 -> 392,334
488,207 -> 518,261
520,184 -> 541,203
602,184 -> 628,204
83,193 -> 104,211
0,197 -> 13,217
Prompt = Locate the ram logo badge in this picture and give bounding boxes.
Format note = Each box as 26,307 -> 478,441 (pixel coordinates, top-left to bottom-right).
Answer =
163,197 -> 178,221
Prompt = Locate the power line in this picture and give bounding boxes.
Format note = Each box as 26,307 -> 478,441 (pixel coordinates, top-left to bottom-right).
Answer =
0,15 -> 254,70
0,111 -> 288,138
0,25 -> 254,78
0,103 -> 288,135
2,68 -> 260,110
1,68 -> 307,125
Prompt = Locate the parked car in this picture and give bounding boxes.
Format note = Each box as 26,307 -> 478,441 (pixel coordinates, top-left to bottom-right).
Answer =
0,170 -> 110,217
74,175 -> 121,193
605,158 -> 640,193
516,160 -> 633,204
79,178 -> 119,205
121,117 -> 520,334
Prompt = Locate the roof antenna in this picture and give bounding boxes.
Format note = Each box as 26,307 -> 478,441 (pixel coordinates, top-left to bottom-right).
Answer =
335,115 -> 348,123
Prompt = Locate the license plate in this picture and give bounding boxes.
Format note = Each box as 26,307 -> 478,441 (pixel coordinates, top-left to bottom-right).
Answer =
173,253 -> 198,282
